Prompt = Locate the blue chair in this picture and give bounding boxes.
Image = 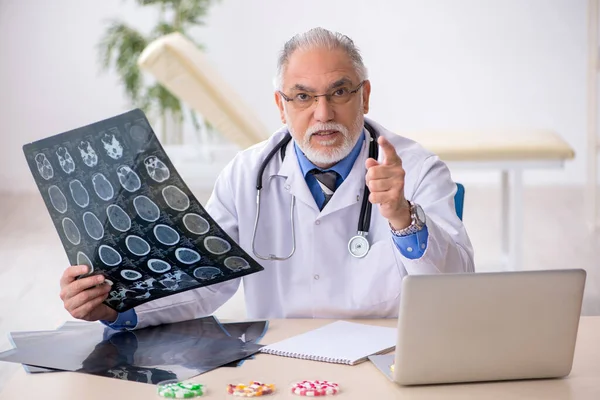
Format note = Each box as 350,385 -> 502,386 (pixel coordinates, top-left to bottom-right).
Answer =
454,183 -> 465,221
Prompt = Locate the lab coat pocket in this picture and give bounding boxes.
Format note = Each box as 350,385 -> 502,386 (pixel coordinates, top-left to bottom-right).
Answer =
347,238 -> 403,308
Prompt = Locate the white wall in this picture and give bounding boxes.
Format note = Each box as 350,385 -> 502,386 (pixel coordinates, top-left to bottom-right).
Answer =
0,0 -> 589,192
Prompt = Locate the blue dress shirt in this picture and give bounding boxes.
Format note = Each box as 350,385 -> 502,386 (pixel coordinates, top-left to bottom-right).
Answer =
102,305 -> 138,330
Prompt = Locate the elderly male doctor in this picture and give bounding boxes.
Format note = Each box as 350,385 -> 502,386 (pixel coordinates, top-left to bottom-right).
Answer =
59,27 -> 474,330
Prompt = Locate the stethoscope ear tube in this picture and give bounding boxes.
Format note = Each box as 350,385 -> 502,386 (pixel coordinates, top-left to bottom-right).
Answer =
349,122 -> 379,258
358,122 -> 379,234
256,133 -> 292,190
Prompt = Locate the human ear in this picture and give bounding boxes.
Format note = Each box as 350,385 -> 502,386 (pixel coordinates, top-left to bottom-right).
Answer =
362,80 -> 371,114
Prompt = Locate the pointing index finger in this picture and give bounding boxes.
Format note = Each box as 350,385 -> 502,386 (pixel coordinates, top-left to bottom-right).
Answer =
378,136 -> 401,166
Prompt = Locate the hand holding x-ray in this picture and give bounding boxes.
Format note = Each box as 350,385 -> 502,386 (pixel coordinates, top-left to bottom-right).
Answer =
59,264 -> 117,323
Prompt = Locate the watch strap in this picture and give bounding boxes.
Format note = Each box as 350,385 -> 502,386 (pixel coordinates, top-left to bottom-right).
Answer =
389,201 -> 425,237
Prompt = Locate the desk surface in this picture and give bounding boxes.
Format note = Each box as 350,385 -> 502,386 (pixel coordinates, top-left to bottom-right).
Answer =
1,317 -> 599,400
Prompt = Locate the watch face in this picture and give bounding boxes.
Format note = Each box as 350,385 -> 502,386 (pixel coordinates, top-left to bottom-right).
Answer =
415,204 -> 426,223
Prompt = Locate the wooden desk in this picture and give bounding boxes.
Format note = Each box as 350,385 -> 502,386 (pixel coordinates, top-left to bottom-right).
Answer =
1,317 -> 599,400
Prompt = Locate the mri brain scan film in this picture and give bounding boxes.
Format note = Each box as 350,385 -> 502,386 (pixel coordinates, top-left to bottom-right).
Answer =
23,109 -> 264,312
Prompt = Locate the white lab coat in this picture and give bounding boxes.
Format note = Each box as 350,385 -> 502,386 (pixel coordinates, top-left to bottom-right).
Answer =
134,118 -> 474,328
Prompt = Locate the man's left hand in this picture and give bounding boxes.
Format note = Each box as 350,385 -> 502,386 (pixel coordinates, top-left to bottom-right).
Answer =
365,136 -> 412,230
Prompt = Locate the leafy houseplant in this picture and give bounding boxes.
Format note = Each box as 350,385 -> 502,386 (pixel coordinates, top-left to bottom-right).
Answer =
98,0 -> 219,144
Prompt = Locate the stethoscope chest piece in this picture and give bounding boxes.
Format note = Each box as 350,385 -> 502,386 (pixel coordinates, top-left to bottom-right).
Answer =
348,233 -> 370,258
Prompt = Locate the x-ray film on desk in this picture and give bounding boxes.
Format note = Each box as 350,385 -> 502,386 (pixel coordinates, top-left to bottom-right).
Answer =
0,317 -> 265,384
23,109 -> 264,312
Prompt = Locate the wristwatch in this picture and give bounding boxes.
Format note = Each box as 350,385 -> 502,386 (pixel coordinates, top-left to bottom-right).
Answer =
389,200 -> 426,237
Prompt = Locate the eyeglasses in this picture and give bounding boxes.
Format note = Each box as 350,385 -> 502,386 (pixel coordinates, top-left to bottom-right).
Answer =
278,81 -> 365,111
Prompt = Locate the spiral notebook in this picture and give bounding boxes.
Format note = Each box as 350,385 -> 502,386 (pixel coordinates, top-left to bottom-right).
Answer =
259,320 -> 397,365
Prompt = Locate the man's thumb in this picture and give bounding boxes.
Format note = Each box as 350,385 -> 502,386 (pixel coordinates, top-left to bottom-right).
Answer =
365,158 -> 379,169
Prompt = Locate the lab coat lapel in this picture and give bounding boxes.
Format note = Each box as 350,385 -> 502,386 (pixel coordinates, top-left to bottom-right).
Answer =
273,139 -> 320,211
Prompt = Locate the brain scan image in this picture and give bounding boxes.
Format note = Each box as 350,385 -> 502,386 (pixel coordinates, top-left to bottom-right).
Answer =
48,185 -> 67,214
23,109 -> 264,313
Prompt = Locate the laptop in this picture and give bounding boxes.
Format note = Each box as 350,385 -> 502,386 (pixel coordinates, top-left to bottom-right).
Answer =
369,269 -> 586,386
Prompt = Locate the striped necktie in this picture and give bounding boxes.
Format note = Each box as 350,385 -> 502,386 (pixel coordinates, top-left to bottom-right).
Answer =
311,169 -> 339,210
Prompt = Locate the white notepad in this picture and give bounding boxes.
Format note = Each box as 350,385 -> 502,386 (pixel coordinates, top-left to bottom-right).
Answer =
259,320 -> 397,365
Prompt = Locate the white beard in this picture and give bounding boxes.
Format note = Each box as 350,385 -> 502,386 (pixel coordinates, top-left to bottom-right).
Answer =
286,108 -> 364,167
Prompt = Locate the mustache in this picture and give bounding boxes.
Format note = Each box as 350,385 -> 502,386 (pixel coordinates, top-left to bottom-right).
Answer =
305,123 -> 349,137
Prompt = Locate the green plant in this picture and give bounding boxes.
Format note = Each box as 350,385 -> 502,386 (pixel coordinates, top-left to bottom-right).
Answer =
98,0 -> 219,143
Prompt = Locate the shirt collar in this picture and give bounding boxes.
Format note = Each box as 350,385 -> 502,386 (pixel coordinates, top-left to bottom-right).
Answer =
294,129 -> 365,180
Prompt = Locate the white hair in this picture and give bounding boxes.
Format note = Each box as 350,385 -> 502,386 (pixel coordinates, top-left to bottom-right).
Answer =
273,27 -> 368,90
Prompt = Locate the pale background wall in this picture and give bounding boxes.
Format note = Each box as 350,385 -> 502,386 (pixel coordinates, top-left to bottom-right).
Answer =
0,0 -> 590,193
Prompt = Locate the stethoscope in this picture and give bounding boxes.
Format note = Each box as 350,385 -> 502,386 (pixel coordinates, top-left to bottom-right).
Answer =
251,122 -> 379,261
